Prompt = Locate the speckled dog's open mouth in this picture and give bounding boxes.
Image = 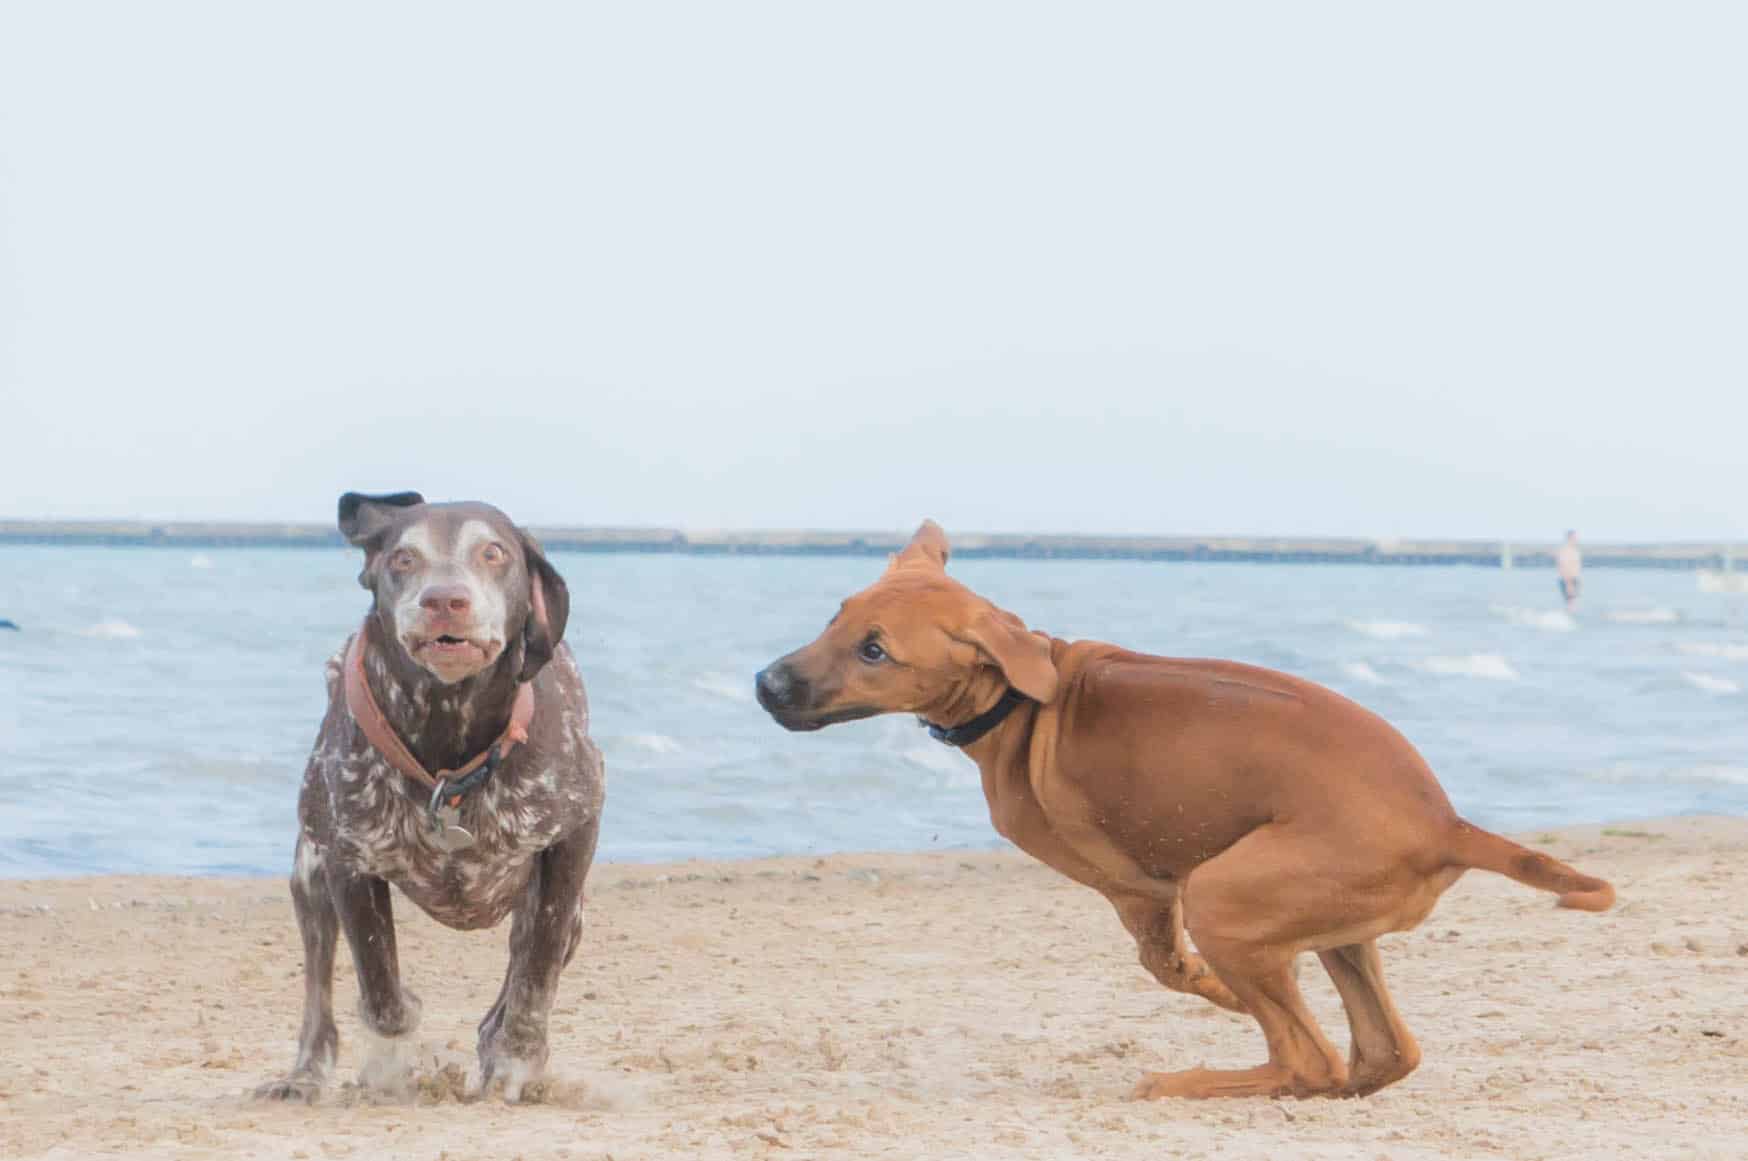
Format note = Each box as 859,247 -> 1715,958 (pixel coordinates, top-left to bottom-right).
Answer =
407,633 -> 500,668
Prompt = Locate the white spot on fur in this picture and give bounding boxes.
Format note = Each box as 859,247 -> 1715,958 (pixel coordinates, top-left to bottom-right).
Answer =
293,839 -> 325,887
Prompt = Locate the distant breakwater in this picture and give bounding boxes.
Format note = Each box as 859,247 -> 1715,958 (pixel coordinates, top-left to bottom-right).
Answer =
1,520 -> 1742,570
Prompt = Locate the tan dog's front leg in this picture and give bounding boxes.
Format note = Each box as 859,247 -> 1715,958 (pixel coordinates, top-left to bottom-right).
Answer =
989,790 -> 1246,1015
1111,893 -> 1247,1014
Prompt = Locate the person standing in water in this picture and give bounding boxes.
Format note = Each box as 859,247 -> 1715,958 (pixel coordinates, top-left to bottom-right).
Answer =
1556,530 -> 1583,612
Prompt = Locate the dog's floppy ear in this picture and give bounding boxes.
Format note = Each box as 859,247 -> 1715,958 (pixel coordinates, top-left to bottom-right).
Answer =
516,530 -> 570,683
338,491 -> 425,588
959,606 -> 1058,703
888,519 -> 951,573
338,491 -> 425,546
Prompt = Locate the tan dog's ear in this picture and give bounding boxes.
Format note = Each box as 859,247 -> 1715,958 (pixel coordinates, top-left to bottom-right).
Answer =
891,519 -> 950,572
960,608 -> 1059,703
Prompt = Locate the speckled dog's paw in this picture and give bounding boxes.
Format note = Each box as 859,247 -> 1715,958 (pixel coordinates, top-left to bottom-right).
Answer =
357,1026 -> 422,1098
252,1070 -> 325,1104
472,1053 -> 547,1103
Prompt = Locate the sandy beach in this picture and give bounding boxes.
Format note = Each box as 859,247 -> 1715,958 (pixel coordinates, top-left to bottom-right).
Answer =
3,816 -> 1745,1160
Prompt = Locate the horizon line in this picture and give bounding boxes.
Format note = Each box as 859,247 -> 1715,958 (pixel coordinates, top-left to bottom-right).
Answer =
1,518 -> 1743,568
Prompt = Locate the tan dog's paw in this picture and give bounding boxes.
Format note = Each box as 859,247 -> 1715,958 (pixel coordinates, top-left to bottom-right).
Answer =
1133,1064 -> 1327,1100
1133,1066 -> 1220,1100
1125,1063 -> 1293,1098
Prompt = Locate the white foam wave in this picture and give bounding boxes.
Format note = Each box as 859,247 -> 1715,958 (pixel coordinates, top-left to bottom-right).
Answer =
1681,671 -> 1740,695
1340,661 -> 1386,684
1697,570 -> 1748,594
1585,763 -> 1748,787
623,733 -> 683,754
1490,604 -> 1576,632
1677,764 -> 1748,785
898,744 -> 967,776
1604,607 -> 1681,625
1345,619 -> 1428,640
79,619 -> 141,640
1418,653 -> 1518,681
189,554 -> 214,570
1678,641 -> 1748,661
691,672 -> 753,703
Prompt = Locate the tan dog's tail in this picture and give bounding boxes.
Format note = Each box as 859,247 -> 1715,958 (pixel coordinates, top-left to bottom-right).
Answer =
1447,820 -> 1616,911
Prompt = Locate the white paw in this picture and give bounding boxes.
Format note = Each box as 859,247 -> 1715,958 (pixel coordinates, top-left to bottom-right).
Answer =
471,1055 -> 544,1103
356,1025 -> 420,1096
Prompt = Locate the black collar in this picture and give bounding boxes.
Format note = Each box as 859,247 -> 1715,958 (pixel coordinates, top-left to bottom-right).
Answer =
925,687 -> 1031,747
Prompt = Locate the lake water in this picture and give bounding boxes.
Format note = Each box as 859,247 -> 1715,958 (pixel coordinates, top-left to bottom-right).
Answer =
2,546 -> 1745,877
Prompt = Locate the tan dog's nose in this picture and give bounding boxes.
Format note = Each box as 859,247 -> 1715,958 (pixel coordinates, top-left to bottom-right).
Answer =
419,584 -> 472,616
755,664 -> 805,712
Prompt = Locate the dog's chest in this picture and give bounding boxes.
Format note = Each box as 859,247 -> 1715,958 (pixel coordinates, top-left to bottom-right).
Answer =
306,643 -> 602,929
320,748 -> 586,928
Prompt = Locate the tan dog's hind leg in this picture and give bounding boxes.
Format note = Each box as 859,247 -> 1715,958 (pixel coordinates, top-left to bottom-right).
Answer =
1111,894 -> 1246,1014
1134,828 -> 1395,1100
1316,941 -> 1421,1095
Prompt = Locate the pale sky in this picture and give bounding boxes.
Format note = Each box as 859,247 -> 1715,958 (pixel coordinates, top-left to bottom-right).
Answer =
2,2 -> 1743,540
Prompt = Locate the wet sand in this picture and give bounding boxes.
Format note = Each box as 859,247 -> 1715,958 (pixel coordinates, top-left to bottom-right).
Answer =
3,816 -> 1745,1160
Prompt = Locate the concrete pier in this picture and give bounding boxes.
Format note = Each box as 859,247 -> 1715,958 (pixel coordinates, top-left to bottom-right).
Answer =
0,520 -> 1740,569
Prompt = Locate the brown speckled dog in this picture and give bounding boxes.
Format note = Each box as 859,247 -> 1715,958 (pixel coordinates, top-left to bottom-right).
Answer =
756,520 -> 1613,1101
256,492 -> 605,1104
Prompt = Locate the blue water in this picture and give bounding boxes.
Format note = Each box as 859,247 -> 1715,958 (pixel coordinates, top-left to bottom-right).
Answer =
2,546 -> 1745,877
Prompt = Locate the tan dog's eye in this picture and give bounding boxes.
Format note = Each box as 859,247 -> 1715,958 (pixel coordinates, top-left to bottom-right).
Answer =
388,548 -> 417,574
481,543 -> 507,566
858,639 -> 887,664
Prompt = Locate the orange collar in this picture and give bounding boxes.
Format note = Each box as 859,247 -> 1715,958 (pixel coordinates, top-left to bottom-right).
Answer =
343,625 -> 535,801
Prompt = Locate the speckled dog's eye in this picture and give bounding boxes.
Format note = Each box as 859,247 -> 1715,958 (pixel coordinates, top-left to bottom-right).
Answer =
481,543 -> 507,566
388,548 -> 417,573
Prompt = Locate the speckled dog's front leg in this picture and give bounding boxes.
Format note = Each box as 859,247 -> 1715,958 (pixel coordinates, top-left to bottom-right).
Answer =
329,864 -> 423,1096
476,818 -> 598,1102
254,837 -> 339,1103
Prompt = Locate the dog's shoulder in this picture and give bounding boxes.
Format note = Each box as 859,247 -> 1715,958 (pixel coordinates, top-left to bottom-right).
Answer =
1071,644 -> 1306,708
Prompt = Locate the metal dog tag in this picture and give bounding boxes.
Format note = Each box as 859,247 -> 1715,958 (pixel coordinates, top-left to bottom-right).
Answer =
430,804 -> 476,853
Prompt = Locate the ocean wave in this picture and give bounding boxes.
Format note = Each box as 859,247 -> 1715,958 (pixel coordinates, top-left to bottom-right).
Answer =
1339,661 -> 1386,684
1490,604 -> 1576,632
691,672 -> 753,703
1418,653 -> 1519,681
1681,671 -> 1740,695
189,554 -> 214,570
620,733 -> 683,754
1344,619 -> 1428,640
1603,607 -> 1681,625
1677,641 -> 1748,661
896,744 -> 967,776
1584,763 -> 1748,787
79,619 -> 141,640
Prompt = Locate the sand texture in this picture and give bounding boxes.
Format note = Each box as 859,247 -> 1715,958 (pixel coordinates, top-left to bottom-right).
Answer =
3,816 -> 1745,1160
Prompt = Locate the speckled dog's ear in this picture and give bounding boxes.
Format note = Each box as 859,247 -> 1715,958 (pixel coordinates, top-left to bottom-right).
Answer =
337,491 -> 425,588
517,530 -> 570,683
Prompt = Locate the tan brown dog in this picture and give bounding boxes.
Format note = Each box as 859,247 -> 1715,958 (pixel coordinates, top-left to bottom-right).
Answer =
755,521 -> 1613,1100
